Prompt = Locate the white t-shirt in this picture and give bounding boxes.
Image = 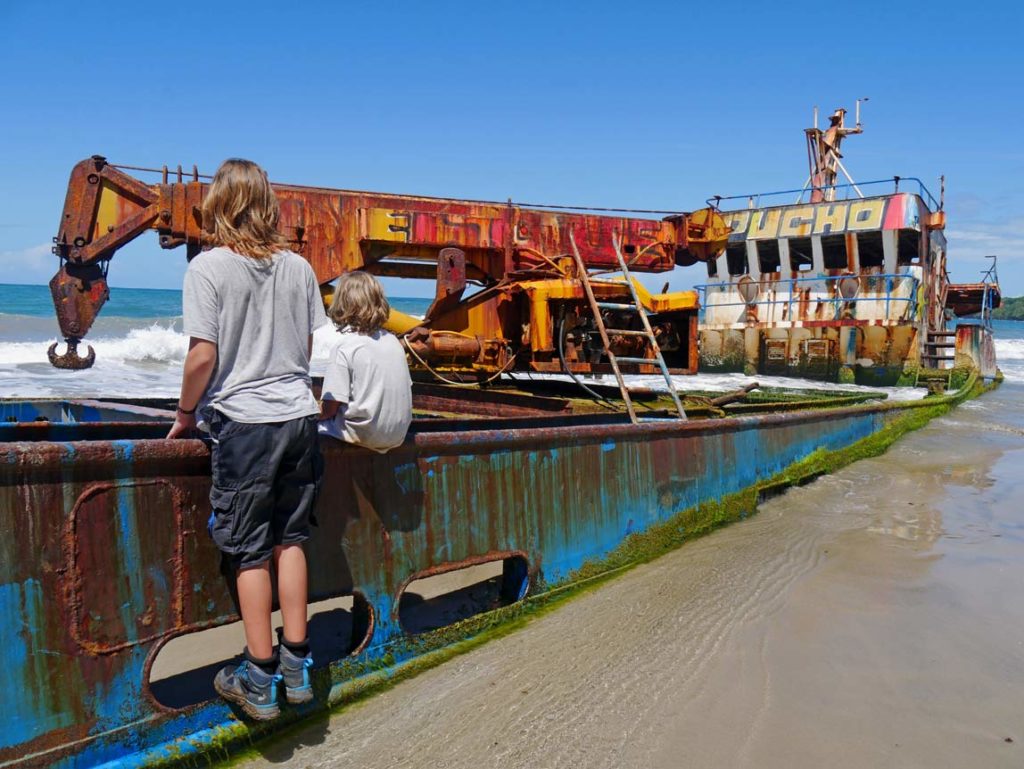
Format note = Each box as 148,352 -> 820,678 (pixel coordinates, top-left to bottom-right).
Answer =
318,328 -> 412,452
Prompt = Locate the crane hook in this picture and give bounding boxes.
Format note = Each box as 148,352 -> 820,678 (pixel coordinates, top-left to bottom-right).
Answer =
47,339 -> 96,370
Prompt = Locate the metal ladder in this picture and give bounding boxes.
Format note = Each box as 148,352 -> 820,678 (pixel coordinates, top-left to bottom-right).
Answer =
568,231 -> 687,424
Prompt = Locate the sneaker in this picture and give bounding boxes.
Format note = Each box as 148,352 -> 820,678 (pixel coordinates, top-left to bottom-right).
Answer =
213,659 -> 282,721
277,642 -> 314,705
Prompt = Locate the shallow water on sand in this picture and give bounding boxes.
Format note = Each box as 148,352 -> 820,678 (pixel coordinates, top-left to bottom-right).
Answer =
236,384 -> 1024,768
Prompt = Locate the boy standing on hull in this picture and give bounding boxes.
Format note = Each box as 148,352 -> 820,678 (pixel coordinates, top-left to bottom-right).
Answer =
167,159 -> 329,720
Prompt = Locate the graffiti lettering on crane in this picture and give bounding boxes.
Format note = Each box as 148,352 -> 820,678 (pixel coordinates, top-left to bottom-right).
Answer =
364,207 -> 505,248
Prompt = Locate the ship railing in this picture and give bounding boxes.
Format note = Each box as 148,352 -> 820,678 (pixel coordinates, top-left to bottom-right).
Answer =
980,255 -> 999,330
944,256 -> 999,331
974,284 -> 997,330
695,273 -> 920,324
706,177 -> 941,212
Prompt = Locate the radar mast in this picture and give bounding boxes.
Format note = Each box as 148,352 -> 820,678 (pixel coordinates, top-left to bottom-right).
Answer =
805,99 -> 867,202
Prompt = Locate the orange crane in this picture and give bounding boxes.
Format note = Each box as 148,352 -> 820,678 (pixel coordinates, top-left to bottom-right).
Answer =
49,156 -> 728,384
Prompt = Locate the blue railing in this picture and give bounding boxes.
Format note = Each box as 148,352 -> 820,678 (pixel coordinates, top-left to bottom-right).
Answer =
694,273 -> 920,324
707,177 -> 941,213
980,255 -> 999,330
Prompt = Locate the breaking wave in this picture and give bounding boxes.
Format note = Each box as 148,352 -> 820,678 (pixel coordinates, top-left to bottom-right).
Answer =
0,322 -> 340,398
995,337 -> 1024,359
994,337 -> 1024,382
1,317 -> 1021,398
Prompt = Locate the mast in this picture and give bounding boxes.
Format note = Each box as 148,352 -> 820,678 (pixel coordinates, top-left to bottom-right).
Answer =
805,100 -> 866,202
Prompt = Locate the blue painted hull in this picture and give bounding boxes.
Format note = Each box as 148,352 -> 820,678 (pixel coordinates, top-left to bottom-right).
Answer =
0,394 -> 963,768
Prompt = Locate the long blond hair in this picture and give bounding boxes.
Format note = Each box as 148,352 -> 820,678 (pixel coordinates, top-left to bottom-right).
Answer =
329,271 -> 390,334
201,158 -> 289,259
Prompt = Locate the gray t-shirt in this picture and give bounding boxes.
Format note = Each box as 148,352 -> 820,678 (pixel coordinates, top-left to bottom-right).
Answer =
318,329 -> 413,452
182,246 -> 329,423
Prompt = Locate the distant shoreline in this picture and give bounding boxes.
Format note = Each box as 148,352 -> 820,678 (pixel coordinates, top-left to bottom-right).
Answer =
993,296 -> 1024,321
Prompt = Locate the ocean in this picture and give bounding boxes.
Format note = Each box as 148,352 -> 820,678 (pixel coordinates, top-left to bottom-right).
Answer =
0,283 -> 431,398
7,282 -> 1019,399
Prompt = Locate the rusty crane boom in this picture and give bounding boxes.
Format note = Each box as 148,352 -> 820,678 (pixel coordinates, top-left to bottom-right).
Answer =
48,156 -> 728,382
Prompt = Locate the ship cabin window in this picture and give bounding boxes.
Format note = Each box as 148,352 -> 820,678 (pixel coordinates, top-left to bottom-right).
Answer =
821,234 -> 848,270
726,242 -> 748,276
897,230 -> 921,265
789,237 -> 814,272
706,256 -> 718,278
756,239 -> 781,274
857,231 -> 885,268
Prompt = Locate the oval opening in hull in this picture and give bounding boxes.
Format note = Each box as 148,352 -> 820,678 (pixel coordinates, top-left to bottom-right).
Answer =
148,593 -> 372,710
398,554 -> 530,635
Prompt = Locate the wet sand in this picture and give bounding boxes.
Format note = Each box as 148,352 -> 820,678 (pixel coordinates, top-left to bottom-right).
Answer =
236,382 -> 1024,769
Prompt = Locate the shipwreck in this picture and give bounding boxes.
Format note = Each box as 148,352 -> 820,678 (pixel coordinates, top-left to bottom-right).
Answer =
0,107 -> 1001,767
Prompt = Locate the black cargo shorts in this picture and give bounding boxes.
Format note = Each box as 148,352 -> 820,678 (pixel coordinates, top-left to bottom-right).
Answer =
207,411 -> 323,569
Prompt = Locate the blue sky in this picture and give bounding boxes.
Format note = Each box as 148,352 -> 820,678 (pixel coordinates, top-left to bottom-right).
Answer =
1,1 -> 1021,297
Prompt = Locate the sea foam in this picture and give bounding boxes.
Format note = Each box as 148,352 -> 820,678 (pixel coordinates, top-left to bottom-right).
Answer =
0,322 -> 342,398
0,321 -> 1021,399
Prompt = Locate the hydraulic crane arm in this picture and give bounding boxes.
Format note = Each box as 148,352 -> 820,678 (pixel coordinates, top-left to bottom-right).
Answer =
49,156 -> 729,371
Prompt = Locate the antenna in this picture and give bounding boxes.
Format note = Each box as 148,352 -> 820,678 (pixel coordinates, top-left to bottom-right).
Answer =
855,97 -> 869,128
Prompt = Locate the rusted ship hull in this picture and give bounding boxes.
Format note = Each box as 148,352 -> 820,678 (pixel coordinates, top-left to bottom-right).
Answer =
0,377 -> 990,768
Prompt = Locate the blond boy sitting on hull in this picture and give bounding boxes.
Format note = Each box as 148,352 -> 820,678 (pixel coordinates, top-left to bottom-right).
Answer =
319,271 -> 413,451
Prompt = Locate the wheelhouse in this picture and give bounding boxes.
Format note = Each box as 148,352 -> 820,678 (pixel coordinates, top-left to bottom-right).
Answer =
696,180 -> 952,384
